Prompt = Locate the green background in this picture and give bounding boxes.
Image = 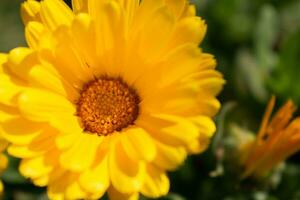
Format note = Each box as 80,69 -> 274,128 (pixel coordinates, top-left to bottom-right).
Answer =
1,0 -> 300,199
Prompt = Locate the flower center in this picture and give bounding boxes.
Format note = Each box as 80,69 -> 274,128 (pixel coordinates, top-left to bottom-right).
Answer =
77,77 -> 140,136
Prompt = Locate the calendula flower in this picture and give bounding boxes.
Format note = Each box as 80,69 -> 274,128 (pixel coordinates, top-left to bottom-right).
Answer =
0,0 -> 224,199
0,138 -> 8,195
241,96 -> 300,178
0,55 -> 9,195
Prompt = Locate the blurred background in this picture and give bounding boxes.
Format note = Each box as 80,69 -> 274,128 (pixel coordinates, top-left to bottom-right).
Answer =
1,0 -> 300,199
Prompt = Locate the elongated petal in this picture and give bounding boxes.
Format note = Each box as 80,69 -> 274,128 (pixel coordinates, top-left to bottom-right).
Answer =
0,74 -> 23,106
109,141 -> 144,193
0,154 -> 8,173
28,65 -> 79,101
154,141 -> 187,170
1,117 -> 47,145
18,88 -> 75,122
20,154 -> 55,179
0,53 -> 7,71
168,17 -> 207,48
7,47 -> 34,81
141,165 -> 170,198
7,126 -> 57,158
48,173 -> 87,200
71,14 -> 98,73
60,134 -> 102,172
183,70 -> 225,96
54,26 -> 94,87
135,44 -> 202,96
25,21 -> 47,49
137,113 -> 200,146
0,104 -> 18,122
79,152 -> 109,196
165,0 -> 185,18
133,6 -> 175,61
72,0 -> 88,13
21,0 -> 41,25
40,0 -> 74,30
108,186 -> 139,200
121,127 -> 156,162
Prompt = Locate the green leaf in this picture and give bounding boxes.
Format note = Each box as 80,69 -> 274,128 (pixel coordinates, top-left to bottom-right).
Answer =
269,31 -> 300,103
2,156 -> 27,184
254,5 -> 279,72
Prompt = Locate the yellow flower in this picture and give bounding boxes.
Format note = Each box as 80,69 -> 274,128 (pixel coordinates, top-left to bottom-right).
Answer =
0,63 -> 8,193
0,138 -> 8,195
0,0 -> 224,199
241,96 -> 300,178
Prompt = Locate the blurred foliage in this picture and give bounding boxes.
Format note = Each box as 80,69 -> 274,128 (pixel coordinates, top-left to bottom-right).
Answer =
0,0 -> 26,52
1,0 -> 300,199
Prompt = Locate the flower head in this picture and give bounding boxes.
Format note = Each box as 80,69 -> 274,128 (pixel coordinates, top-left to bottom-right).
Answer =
0,139 -> 8,195
0,0 -> 224,199
241,96 -> 300,178
0,56 -> 9,193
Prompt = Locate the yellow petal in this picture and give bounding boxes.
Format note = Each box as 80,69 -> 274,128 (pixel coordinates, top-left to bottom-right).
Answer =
141,165 -> 170,198
109,141 -> 144,193
90,0 -> 123,51
0,104 -> 18,122
51,115 -> 83,148
0,53 -> 7,72
0,74 -> 23,106
146,85 -> 219,118
196,94 -> 221,117
72,0 -> 88,13
28,65 -> 79,101
134,6 -> 175,62
154,141 -> 187,170
71,14 -> 98,73
54,26 -> 94,87
8,144 -> 45,158
21,0 -> 41,25
7,127 -> 56,158
183,70 -> 225,96
79,152 -> 109,196
0,138 -> 8,152
118,0 -> 139,34
65,178 -> 87,199
181,4 -> 196,17
1,117 -> 43,145
18,88 -> 75,122
90,0 -> 124,75
186,134 -> 210,154
40,0 -> 74,30
140,81 -> 200,116
199,53 -> 217,70
7,47 -> 34,81
40,166 -> 65,188
0,154 -> 8,172
135,0 -> 164,24
157,44 -> 202,86
32,175 -> 49,187
55,130 -> 78,149
189,116 -> 216,137
60,134 -> 102,172
121,127 -> 156,162
0,181 -> 3,194
25,21 -> 47,49
108,186 -> 139,200
48,173 -> 87,200
135,44 -> 202,95
20,155 -> 54,179
168,17 -> 207,48
137,113 -> 199,146
165,0 -> 185,18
